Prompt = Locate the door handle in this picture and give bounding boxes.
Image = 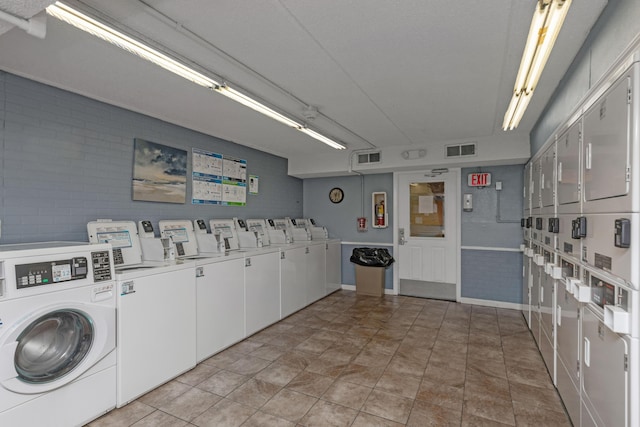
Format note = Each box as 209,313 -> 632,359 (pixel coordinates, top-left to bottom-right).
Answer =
399,228 -> 406,245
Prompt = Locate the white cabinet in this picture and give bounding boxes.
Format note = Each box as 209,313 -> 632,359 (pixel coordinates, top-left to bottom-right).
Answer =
557,119 -> 581,210
306,242 -> 326,304
245,250 -> 281,336
195,256 -> 245,362
280,245 -> 307,317
325,240 -> 341,295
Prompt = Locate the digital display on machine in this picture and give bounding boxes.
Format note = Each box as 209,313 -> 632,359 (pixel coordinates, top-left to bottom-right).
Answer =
274,220 -> 287,230
97,230 -> 133,249
163,227 -> 189,243
15,257 -> 88,289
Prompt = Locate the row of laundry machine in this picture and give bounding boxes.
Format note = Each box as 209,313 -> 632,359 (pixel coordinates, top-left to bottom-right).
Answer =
0,216 -> 340,426
522,48 -> 640,427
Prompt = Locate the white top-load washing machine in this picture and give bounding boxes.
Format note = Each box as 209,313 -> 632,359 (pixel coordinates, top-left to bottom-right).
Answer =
87,220 -> 196,407
0,242 -> 116,427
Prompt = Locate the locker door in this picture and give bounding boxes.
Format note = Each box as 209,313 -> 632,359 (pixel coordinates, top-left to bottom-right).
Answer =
524,163 -> 532,213
531,159 -> 542,212
583,76 -> 631,202
541,144 -> 556,208
557,120 -> 581,206
581,307 -> 628,427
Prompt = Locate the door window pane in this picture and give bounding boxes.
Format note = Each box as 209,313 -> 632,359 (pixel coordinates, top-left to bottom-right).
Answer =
409,181 -> 445,237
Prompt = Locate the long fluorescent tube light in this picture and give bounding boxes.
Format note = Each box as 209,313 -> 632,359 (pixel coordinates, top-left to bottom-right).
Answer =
503,0 -> 571,130
46,3 -> 218,88
215,85 -> 303,129
46,2 -> 346,150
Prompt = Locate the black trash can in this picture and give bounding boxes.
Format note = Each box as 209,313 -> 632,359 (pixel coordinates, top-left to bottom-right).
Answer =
350,248 -> 395,297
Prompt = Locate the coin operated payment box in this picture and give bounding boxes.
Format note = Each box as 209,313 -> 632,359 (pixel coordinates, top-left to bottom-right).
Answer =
372,192 -> 388,229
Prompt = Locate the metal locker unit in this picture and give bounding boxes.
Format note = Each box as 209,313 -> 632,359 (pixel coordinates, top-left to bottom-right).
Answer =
582,213 -> 640,290
580,267 -> 639,427
582,63 -> 640,214
531,158 -> 543,215
523,163 -> 532,242
541,143 -> 557,212
523,248 -> 533,328
557,118 -> 582,214
539,248 -> 557,384
530,242 -> 544,345
555,258 -> 582,426
581,306 -> 637,427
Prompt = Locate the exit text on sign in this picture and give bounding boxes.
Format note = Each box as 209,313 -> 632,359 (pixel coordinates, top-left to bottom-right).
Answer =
468,173 -> 491,187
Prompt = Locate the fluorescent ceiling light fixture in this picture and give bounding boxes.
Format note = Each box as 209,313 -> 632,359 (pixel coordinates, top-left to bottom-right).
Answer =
503,0 -> 572,130
215,85 -> 303,129
46,2 -> 218,88
46,2 -> 346,150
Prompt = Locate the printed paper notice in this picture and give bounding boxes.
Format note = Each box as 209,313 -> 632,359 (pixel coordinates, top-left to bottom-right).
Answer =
192,148 -> 247,206
418,195 -> 435,214
249,175 -> 259,195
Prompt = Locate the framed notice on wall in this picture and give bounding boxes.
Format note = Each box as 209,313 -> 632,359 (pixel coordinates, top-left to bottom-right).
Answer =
192,148 -> 247,206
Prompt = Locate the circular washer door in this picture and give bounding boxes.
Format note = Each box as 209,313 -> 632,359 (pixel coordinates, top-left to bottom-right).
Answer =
14,309 -> 93,384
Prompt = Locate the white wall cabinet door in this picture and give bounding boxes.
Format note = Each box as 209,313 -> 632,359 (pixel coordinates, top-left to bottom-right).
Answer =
306,243 -> 326,304
280,246 -> 307,318
325,241 -> 342,295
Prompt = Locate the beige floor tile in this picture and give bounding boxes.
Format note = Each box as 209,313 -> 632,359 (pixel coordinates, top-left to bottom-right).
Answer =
130,410 -> 189,427
261,389 -> 317,422
229,340 -> 264,354
196,369 -> 250,396
200,349 -> 245,369
465,369 -> 511,401
87,401 -> 155,427
407,399 -> 462,427
138,380 -> 192,408
254,361 -> 302,387
159,387 -> 221,421
249,344 -> 286,361
461,412 -> 515,426
415,379 -> 464,411
226,355 -> 273,376
337,363 -> 385,387
509,381 -> 565,412
423,360 -> 466,388
295,336 -> 335,354
375,371 -> 421,399
352,348 -> 393,368
304,357 -> 348,378
191,398 -> 256,427
286,371 -> 335,397
322,379 -> 372,410
175,363 -> 220,387
384,354 -> 427,378
466,356 -> 508,380
277,350 -> 318,371
298,400 -> 358,426
512,400 -> 571,426
240,410 -> 295,427
463,394 -> 516,426
350,412 -> 405,427
361,389 -> 413,424
226,378 -> 282,409
506,364 -> 554,389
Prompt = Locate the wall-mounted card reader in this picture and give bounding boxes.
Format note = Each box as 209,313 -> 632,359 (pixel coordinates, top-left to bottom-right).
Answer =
138,220 -> 155,238
614,218 -> 630,248
571,217 -> 587,239
548,218 -> 560,234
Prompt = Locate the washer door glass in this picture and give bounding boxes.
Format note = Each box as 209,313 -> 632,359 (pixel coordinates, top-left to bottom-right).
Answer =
14,309 -> 94,383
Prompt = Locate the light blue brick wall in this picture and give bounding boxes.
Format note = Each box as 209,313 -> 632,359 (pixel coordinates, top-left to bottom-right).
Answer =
461,250 -> 523,304
0,72 -> 302,244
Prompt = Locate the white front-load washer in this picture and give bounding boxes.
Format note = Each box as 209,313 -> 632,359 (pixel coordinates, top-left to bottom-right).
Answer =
0,242 -> 116,427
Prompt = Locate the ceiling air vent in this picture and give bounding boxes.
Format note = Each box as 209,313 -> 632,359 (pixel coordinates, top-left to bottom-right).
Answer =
446,142 -> 476,158
357,151 -> 381,165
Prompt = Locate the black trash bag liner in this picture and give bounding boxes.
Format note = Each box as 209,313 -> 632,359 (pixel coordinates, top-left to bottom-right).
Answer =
350,247 -> 395,267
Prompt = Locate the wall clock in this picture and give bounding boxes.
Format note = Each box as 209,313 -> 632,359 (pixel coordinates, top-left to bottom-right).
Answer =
329,187 -> 344,204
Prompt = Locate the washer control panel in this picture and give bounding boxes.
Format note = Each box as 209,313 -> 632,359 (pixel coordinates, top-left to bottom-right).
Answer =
15,257 -> 88,289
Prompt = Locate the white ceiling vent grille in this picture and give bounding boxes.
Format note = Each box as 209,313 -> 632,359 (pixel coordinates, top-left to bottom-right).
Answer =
446,142 -> 476,158
357,151 -> 381,165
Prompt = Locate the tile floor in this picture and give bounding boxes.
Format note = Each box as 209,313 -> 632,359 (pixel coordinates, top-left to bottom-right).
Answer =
89,290 -> 570,426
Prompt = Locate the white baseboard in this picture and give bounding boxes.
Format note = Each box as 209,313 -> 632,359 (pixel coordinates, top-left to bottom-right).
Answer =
459,297 -> 523,311
341,284 -> 395,295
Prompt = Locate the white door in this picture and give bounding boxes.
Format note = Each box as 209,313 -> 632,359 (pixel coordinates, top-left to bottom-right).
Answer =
396,170 -> 459,300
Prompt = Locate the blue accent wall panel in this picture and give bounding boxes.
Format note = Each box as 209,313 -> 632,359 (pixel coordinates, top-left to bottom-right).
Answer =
0,72 -> 302,244
461,249 -> 522,304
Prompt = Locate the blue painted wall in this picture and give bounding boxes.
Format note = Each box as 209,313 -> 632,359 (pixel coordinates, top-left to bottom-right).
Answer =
303,173 -> 395,289
460,165 -> 524,304
0,72 -> 302,244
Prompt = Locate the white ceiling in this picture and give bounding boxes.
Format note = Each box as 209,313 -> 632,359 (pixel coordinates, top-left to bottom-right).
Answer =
0,0 -> 607,166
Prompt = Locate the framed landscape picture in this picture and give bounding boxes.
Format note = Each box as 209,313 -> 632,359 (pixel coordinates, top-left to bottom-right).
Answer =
132,138 -> 187,204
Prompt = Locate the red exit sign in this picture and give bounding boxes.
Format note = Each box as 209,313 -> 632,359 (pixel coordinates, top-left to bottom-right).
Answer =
468,173 -> 491,187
